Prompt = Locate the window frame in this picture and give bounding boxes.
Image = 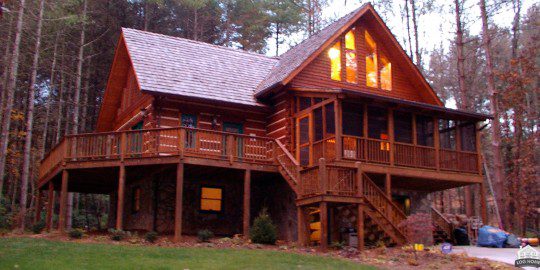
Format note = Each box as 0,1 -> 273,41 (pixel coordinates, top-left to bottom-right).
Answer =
364,30 -> 393,91
199,186 -> 224,213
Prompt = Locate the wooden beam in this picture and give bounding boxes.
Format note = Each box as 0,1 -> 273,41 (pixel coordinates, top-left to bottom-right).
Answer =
243,169 -> 251,237
385,173 -> 391,198
433,117 -> 440,171
174,162 -> 184,242
116,165 -> 126,230
34,190 -> 42,224
46,182 -> 54,231
357,203 -> 365,252
297,206 -> 306,247
319,202 -> 328,252
58,170 -> 69,233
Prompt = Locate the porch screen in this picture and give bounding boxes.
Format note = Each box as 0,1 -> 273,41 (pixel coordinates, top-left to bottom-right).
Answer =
201,187 -> 222,212
325,103 -> 335,135
416,115 -> 434,146
314,108 -> 323,141
439,119 -> 457,150
460,122 -> 476,151
367,106 -> 388,139
342,102 -> 363,137
394,111 -> 412,143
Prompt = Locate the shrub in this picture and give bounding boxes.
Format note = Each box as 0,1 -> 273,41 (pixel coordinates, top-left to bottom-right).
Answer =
145,231 -> 158,243
69,229 -> 84,239
250,209 -> 277,245
32,221 -> 46,234
109,229 -> 130,241
197,229 -> 213,242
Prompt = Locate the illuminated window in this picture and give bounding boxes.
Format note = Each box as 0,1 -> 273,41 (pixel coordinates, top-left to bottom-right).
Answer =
328,42 -> 341,81
365,31 -> 378,88
132,187 -> 141,213
380,54 -> 392,90
380,133 -> 390,151
201,187 -> 222,212
345,30 -> 357,83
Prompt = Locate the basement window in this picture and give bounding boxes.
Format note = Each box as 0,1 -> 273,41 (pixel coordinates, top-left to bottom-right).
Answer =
329,42 -> 341,81
201,187 -> 222,212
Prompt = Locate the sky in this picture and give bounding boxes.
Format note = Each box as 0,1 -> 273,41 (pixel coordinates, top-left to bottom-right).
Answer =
265,0 -> 536,108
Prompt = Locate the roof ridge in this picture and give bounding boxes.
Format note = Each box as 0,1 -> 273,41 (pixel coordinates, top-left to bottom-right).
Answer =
121,27 -> 279,61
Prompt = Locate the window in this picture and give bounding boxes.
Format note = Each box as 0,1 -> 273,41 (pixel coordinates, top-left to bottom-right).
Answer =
416,115 -> 434,146
380,54 -> 392,90
201,187 -> 222,212
298,97 -> 312,111
313,108 -> 323,141
325,103 -> 335,135
329,42 -> 341,81
345,30 -> 357,83
365,31 -> 378,88
132,187 -> 141,213
365,31 -> 392,90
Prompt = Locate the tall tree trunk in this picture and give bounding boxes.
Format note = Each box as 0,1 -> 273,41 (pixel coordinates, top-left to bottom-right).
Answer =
0,12 -> 14,130
19,0 -> 46,230
40,33 -> 60,160
404,0 -> 414,60
0,0 -> 27,198
55,66 -> 65,144
511,0 -> 521,59
144,0 -> 149,31
275,23 -> 280,56
410,0 -> 421,67
479,0 -> 506,229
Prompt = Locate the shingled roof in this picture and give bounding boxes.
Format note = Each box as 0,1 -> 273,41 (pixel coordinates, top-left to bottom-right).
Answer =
122,28 -> 278,107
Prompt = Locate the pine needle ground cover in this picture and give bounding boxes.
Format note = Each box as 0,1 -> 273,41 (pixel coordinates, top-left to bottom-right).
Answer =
0,238 -> 375,270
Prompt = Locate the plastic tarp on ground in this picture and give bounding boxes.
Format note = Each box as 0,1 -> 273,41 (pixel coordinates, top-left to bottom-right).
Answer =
477,225 -> 508,248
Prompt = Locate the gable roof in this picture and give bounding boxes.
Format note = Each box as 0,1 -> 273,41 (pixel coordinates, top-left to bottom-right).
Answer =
122,28 -> 278,107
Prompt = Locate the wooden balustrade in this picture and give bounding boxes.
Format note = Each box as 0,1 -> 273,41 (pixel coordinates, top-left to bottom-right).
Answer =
39,127 -> 275,180
342,136 -> 479,174
312,137 -> 337,162
431,206 -> 454,241
275,140 -> 300,183
326,165 -> 356,196
299,166 -> 320,196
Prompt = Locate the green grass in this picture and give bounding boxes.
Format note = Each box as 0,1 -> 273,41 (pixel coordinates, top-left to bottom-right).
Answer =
0,238 -> 376,270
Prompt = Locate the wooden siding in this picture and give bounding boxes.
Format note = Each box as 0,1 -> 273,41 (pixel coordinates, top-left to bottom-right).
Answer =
289,20 -> 437,105
266,91 -> 293,150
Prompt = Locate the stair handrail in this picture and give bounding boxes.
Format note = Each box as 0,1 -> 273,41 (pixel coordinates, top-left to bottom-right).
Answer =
431,206 -> 454,240
274,139 -> 300,183
361,172 -> 408,242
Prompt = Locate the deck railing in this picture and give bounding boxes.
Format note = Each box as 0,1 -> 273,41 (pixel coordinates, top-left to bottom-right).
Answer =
39,127 -> 275,179
342,136 -> 479,174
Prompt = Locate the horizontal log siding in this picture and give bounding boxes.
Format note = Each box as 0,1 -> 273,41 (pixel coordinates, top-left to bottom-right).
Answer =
289,22 -> 436,105
155,99 -> 267,137
266,92 -> 293,150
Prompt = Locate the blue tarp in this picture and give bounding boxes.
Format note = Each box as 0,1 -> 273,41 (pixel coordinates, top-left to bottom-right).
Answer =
477,225 -> 508,248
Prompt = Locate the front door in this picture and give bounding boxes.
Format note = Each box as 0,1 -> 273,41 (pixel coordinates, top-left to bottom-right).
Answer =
223,122 -> 243,158
130,121 -> 143,155
297,114 -> 311,166
181,114 -> 197,148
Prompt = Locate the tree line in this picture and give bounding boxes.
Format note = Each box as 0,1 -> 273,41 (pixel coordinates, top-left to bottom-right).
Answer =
0,0 -> 538,236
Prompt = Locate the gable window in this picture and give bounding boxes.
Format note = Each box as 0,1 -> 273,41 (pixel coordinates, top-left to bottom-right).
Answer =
365,31 -> 378,88
328,42 -> 341,81
345,30 -> 357,83
365,31 -> 392,90
201,187 -> 222,212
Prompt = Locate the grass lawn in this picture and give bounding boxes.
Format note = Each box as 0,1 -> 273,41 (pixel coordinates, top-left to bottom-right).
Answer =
0,238 -> 376,270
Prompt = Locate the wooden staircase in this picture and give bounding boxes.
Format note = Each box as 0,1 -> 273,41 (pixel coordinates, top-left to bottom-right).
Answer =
431,207 -> 454,244
274,140 -> 300,193
360,172 -> 408,246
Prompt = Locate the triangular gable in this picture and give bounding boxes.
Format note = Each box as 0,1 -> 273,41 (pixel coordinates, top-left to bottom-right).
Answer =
96,34 -> 142,131
256,3 -> 443,106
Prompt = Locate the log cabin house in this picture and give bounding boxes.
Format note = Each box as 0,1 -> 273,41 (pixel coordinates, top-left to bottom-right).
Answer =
36,3 -> 490,250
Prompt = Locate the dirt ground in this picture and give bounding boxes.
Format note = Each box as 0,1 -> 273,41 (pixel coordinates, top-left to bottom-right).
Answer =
1,232 -> 517,270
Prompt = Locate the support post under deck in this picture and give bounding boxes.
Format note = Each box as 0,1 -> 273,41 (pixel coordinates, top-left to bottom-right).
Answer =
58,170 -> 69,233
174,162 -> 184,242
116,165 -> 126,230
243,169 -> 251,237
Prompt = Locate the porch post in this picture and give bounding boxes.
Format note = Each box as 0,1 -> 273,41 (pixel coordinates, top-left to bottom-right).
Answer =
34,189 -> 43,224
433,117 -> 440,171
116,165 -> 126,230
174,162 -> 184,242
334,98 -> 342,161
58,170 -> 69,233
385,173 -> 391,198
319,202 -> 328,252
46,181 -> 54,231
479,183 -> 488,223
297,206 -> 307,246
243,169 -> 251,237
356,162 -> 364,251
388,108 -> 395,166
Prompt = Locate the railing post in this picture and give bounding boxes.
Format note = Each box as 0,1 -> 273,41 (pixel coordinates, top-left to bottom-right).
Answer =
433,117 -> 440,171
388,108 -> 395,166
227,135 -> 235,164
318,158 -> 327,195
334,99 -> 342,161
120,132 -> 127,162
179,129 -> 186,159
355,162 -> 363,197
